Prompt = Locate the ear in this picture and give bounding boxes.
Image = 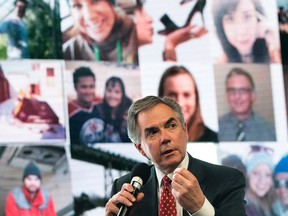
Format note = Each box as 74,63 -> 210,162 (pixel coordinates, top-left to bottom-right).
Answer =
134,144 -> 146,157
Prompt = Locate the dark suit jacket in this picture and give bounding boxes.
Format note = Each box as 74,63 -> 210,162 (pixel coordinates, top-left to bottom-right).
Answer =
110,153 -> 247,216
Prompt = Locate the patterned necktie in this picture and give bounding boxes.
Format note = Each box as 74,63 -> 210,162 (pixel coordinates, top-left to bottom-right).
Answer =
236,121 -> 245,141
159,176 -> 177,216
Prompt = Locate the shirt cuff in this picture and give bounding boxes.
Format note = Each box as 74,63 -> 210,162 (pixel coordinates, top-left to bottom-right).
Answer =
187,197 -> 215,216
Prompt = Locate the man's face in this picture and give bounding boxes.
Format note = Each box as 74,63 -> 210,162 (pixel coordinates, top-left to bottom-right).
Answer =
75,76 -> 96,106
70,0 -> 116,42
135,103 -> 188,174
163,74 -> 197,124
23,175 -> 41,194
15,1 -> 27,18
226,74 -> 255,118
275,173 -> 288,207
135,7 -> 153,46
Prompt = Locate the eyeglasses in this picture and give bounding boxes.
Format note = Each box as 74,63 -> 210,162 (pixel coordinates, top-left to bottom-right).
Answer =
250,145 -> 274,156
226,87 -> 252,96
274,179 -> 288,189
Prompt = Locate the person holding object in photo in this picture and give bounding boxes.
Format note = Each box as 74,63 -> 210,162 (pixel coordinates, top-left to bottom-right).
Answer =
212,0 -> 281,63
5,161 -> 56,216
134,0 -> 207,61
105,96 -> 246,216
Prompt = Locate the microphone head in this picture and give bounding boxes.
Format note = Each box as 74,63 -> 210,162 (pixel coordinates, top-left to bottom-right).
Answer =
130,163 -> 151,186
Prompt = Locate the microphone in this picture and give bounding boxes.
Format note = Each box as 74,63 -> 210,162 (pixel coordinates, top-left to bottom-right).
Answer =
117,163 -> 151,216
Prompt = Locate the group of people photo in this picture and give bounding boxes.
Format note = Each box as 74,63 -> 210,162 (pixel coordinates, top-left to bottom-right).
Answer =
220,144 -> 288,216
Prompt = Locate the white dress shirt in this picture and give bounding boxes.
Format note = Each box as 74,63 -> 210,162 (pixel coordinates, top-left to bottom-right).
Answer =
155,152 -> 215,216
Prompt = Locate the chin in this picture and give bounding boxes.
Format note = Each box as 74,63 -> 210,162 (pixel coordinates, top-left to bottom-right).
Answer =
88,32 -> 108,43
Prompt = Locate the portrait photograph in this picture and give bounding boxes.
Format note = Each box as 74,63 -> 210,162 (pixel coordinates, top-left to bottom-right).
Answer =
64,61 -> 141,150
140,61 -> 218,143
218,142 -> 288,216
0,0 -> 62,60
214,64 -> 277,142
0,144 -> 74,215
136,0 -> 213,63
210,0 -> 281,64
60,0 -> 139,65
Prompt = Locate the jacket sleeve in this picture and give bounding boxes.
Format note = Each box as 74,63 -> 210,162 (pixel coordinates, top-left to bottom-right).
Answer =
5,192 -> 20,216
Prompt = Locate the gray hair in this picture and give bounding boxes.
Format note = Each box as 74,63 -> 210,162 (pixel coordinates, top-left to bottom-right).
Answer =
127,96 -> 185,143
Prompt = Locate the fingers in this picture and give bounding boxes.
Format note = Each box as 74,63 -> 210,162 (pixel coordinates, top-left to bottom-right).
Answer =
120,183 -> 138,204
172,168 -> 197,190
171,168 -> 205,213
105,183 -> 145,216
189,25 -> 208,38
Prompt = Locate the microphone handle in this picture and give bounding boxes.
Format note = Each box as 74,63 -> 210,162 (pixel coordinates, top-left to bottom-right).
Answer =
116,187 -> 140,216
117,205 -> 129,216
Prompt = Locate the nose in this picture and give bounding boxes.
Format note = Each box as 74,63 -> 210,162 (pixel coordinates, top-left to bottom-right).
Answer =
160,129 -> 171,145
176,95 -> 185,108
236,20 -> 248,36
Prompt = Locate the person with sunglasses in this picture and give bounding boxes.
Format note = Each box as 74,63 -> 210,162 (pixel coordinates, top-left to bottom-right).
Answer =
273,155 -> 288,216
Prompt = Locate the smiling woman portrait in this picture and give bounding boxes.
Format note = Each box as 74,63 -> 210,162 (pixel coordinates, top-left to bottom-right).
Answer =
96,76 -> 132,143
158,65 -> 218,142
212,0 -> 281,63
62,0 -> 138,64
245,150 -> 277,216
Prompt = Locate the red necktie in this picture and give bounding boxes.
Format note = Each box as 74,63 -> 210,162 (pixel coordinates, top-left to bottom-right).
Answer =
159,175 -> 177,216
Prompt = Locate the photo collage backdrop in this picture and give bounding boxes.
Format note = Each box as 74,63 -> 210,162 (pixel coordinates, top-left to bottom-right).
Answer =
0,0 -> 288,215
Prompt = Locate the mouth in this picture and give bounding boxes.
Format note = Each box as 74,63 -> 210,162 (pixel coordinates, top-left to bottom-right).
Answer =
237,39 -> 251,47
162,149 -> 175,156
85,19 -> 104,32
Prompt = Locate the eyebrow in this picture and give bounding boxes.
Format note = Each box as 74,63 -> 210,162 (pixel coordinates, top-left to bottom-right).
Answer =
165,117 -> 176,127
144,117 -> 177,135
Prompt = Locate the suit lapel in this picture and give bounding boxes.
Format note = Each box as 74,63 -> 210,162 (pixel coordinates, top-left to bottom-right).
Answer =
187,154 -> 207,193
130,166 -> 158,216
132,155 -> 208,216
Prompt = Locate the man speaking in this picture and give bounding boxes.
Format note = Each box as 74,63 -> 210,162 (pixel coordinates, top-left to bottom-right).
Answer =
105,96 -> 246,216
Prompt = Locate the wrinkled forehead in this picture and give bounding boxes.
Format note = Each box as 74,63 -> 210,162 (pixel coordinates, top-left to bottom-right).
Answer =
227,74 -> 253,87
137,104 -> 179,128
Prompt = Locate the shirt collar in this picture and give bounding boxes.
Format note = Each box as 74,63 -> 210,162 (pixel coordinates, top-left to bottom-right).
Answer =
155,152 -> 189,188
